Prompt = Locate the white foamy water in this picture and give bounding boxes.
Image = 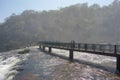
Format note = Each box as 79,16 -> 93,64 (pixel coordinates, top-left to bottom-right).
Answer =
45,48 -> 116,70
0,46 -> 117,80
0,47 -> 31,80
0,56 -> 20,80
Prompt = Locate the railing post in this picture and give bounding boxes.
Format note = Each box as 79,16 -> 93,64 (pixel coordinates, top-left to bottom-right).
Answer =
78,44 -> 80,49
84,44 -> 87,51
115,45 -> 117,55
71,40 -> 75,49
69,40 -> 75,60
92,44 -> 96,51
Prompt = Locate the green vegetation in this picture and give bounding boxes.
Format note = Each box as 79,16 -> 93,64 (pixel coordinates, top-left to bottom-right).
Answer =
18,49 -> 30,54
0,0 -> 120,52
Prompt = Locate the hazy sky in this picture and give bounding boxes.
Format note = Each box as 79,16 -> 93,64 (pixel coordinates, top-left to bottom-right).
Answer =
0,0 -> 114,22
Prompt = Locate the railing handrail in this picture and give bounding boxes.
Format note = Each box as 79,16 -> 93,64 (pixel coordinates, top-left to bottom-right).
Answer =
38,40 -> 120,56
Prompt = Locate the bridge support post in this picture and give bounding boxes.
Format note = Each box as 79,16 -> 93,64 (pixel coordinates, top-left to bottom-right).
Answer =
39,45 -> 41,49
39,45 -> 42,49
117,55 -> 120,73
49,47 -> 52,53
69,50 -> 73,60
43,46 -> 45,51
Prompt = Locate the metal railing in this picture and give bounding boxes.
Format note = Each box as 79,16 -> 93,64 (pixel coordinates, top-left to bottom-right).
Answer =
38,40 -> 120,56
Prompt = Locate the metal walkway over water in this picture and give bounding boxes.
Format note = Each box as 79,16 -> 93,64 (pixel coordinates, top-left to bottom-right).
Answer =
38,40 -> 120,74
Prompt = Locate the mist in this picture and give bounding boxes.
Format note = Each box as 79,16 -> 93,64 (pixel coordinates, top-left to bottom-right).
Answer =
0,0 -> 120,52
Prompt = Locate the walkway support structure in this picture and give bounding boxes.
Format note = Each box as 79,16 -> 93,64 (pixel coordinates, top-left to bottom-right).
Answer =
43,46 -> 45,51
117,55 -> 120,73
69,50 -> 73,60
38,40 -> 120,74
49,47 -> 52,53
39,45 -> 41,49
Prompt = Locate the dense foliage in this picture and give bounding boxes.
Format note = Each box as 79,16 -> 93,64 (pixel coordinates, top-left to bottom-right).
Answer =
0,0 -> 120,52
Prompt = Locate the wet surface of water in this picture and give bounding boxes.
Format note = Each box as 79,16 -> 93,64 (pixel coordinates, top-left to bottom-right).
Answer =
13,47 -> 120,80
0,47 -> 30,80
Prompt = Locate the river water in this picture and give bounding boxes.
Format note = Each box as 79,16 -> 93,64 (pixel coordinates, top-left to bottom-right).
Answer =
0,46 -> 120,80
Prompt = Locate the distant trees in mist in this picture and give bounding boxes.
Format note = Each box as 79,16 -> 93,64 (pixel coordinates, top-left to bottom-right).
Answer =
0,0 -> 120,52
